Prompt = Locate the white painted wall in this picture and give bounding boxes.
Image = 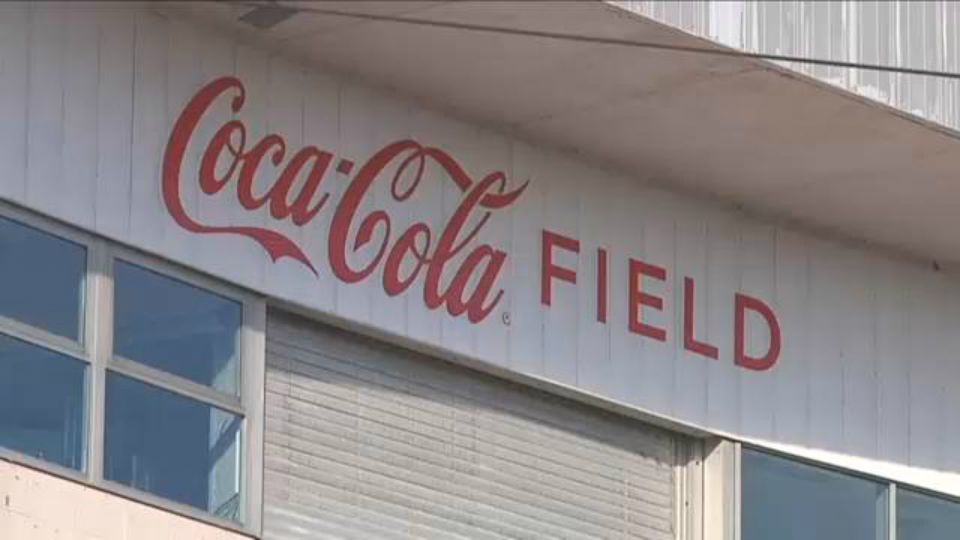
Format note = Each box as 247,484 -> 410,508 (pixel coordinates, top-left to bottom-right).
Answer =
1,2 -> 959,494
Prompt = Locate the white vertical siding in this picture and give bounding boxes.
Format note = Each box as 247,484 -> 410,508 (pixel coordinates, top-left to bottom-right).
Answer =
1,2 -> 960,497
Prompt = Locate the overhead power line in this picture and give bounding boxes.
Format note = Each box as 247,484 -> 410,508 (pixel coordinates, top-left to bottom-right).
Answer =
248,2 -> 960,81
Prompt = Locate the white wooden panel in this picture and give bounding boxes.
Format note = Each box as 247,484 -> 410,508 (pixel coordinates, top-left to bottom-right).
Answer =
0,3 -> 29,204
25,3 -> 66,217
541,152 -> 581,387
575,167 -> 613,396
874,260 -> 911,466
672,213 -> 709,427
908,274 -> 944,470
771,229 -> 810,446
128,10 -> 169,250
94,5 -> 135,239
607,174 -> 646,407
737,224 -> 776,440
233,43 -> 272,291
505,142 -> 546,377
60,5 -> 99,230
806,239 -> 846,451
335,83 -> 408,326
704,213 -> 741,435
636,189 -> 677,416
260,59 -> 315,310
184,25 -> 243,282
837,248 -> 878,460
405,107 -> 448,349
293,71 -> 341,315
462,125 -> 513,367
838,247 -> 877,455
427,114 -> 480,358
940,284 -> 960,474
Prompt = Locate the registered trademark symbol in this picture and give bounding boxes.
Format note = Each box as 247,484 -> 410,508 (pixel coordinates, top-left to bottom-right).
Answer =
501,312 -> 511,326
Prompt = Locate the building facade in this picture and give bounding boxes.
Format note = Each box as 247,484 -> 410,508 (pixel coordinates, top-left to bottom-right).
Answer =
1,2 -> 959,539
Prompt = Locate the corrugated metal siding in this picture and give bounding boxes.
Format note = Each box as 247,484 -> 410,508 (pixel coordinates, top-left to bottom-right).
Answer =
614,1 -> 960,133
263,310 -> 682,540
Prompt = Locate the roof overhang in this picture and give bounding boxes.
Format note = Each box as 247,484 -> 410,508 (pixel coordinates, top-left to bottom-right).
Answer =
158,0 -> 960,269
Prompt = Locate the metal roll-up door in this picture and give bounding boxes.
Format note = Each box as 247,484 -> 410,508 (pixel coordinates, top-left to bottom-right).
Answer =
263,310 -> 685,540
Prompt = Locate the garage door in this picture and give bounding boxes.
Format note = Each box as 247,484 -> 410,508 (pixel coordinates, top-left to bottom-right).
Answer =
263,310 -> 686,540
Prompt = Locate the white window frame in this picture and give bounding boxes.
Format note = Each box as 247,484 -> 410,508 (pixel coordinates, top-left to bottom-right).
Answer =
731,443 -> 960,540
0,201 -> 265,536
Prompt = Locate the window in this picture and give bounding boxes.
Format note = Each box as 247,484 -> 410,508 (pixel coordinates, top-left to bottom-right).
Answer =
113,261 -> 241,395
0,215 -> 86,340
898,488 -> 960,540
0,333 -> 86,470
0,208 -> 262,532
0,217 -> 88,472
104,373 -> 242,519
742,449 -> 888,540
106,260 -> 244,520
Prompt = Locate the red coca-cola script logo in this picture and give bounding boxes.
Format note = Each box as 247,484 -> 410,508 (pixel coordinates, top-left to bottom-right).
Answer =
163,77 -> 527,323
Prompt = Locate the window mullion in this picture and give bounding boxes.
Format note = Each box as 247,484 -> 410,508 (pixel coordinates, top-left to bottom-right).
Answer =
108,356 -> 244,415
87,240 -> 113,483
0,314 -> 86,361
889,482 -> 897,540
242,297 -> 266,535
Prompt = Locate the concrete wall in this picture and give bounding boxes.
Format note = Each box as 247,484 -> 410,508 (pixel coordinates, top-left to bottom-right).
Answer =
615,1 -> 960,134
0,459 -> 249,540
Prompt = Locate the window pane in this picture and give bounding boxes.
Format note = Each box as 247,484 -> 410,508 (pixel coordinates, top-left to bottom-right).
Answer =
0,333 -> 85,470
742,449 -> 887,540
114,261 -> 241,395
898,488 -> 960,540
0,216 -> 85,340
104,373 -> 242,521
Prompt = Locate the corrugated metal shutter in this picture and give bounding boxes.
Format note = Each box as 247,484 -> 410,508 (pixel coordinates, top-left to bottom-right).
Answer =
263,310 -> 683,540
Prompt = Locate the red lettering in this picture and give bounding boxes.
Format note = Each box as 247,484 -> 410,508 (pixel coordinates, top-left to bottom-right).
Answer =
683,277 -> 718,359
329,141 -> 409,283
628,259 -> 666,341
424,172 -> 518,322
198,120 -> 245,195
168,75 -> 788,353
237,134 -> 285,210
327,139 -> 526,322
165,76 -> 528,323
162,76 -> 316,273
734,293 -> 781,371
541,230 -> 580,306
382,223 -> 431,297
268,147 -> 333,225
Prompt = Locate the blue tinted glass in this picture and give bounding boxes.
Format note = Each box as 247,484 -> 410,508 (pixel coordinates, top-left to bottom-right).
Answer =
104,373 -> 242,521
0,216 -> 85,340
0,333 -> 85,470
743,449 -> 887,540
114,261 -> 241,395
898,488 -> 960,539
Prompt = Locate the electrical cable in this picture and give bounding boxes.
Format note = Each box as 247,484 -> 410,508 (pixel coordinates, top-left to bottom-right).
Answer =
247,2 -> 960,81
